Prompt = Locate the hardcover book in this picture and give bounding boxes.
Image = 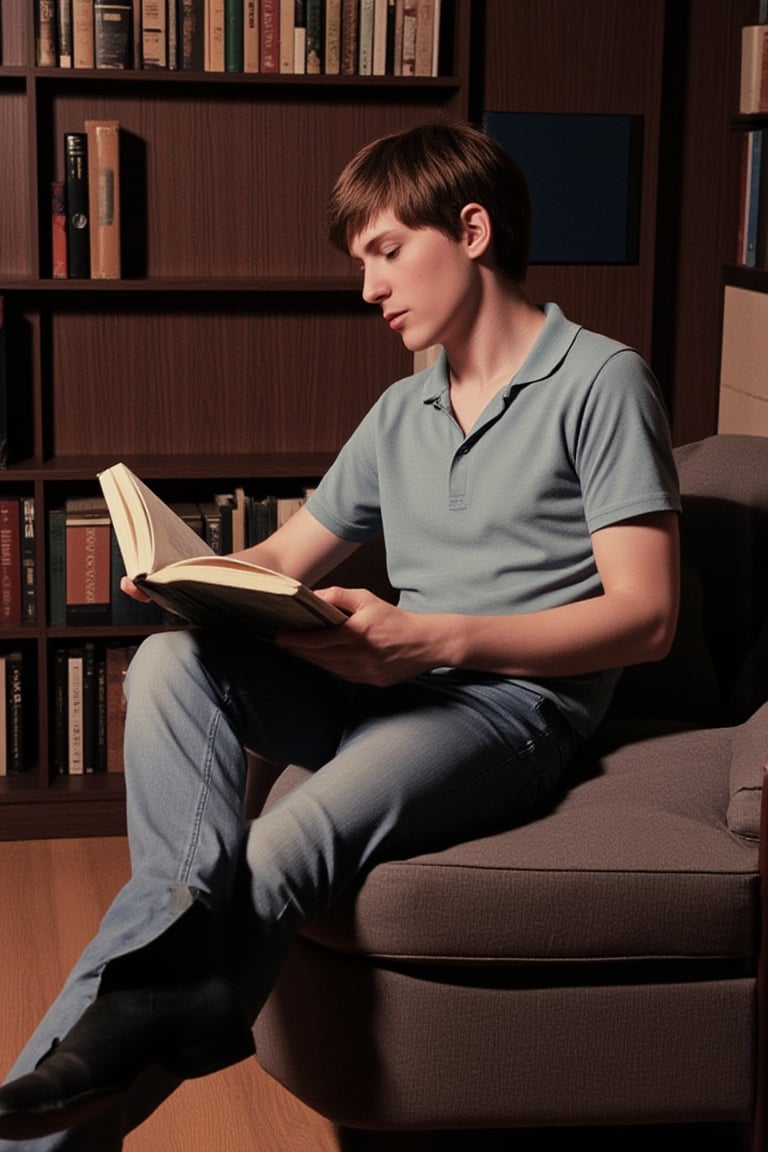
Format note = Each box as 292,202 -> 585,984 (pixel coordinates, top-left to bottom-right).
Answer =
51,181 -> 68,278
64,132 -> 90,279
73,0 -> 95,67
85,119 -> 121,278
94,1 -> 133,68
98,463 -> 346,633
0,499 -> 21,627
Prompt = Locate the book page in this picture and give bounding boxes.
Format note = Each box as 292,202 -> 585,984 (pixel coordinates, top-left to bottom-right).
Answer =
99,463 -> 214,577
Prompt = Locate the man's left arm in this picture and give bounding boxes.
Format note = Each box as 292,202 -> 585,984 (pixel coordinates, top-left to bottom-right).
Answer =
276,511 -> 680,687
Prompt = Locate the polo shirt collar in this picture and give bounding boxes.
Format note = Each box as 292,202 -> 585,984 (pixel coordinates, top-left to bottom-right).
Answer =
421,302 -> 583,407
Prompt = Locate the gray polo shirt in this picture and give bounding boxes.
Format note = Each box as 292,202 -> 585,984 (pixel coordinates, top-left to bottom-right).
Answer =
306,303 -> 681,735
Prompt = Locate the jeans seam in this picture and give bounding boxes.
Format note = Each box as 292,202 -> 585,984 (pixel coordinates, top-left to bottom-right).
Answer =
178,702 -> 222,884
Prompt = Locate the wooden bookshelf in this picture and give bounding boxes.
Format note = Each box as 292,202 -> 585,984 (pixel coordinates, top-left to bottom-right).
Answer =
0,0 -> 473,839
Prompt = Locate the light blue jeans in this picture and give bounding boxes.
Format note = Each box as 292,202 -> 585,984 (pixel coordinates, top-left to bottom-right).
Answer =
1,628 -> 579,1150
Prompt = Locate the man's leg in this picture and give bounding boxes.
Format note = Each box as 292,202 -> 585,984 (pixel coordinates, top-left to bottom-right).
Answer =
0,628 -> 352,1150
238,673 -> 579,1018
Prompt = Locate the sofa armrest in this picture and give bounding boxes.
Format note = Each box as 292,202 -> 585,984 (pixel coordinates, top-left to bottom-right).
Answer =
727,701 -> 768,840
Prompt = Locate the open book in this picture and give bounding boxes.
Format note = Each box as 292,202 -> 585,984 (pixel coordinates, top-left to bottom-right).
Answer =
98,463 -> 346,632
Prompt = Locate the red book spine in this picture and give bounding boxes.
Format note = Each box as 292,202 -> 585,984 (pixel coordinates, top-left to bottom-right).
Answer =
52,180 -> 68,278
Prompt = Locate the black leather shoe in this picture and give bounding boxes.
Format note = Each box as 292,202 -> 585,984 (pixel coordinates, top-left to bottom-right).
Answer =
0,975 -> 255,1141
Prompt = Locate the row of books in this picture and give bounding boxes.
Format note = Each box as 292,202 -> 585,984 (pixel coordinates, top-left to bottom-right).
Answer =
48,487 -> 309,627
54,120 -> 122,280
52,641 -> 137,775
0,497 -> 37,629
737,129 -> 768,270
0,650 -> 25,776
36,1 -> 442,77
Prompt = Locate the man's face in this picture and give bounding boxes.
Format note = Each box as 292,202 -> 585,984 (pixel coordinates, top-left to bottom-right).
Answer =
348,210 -> 479,353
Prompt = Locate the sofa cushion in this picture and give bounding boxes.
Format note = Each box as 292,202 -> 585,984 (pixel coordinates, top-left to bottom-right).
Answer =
727,699 -> 768,839
265,721 -> 759,966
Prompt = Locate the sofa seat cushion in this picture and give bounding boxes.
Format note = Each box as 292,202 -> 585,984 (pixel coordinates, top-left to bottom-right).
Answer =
263,720 -> 759,966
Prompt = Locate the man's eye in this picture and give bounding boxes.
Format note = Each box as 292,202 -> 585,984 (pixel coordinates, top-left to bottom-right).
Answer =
384,247 -> 400,261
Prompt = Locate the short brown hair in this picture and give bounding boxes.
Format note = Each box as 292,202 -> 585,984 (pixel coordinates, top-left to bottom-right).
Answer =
327,120 -> 531,282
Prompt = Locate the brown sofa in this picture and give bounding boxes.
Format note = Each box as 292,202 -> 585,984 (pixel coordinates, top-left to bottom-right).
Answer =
249,434 -> 768,1150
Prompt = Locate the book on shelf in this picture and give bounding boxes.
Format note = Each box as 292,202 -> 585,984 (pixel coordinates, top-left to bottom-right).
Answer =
51,181 -> 68,278
98,462 -> 347,632
0,499 -> 21,628
205,0 -> 226,71
142,0 -> 167,67
340,0 -> 358,74
400,0 -> 417,75
261,0 -> 279,71
73,0 -> 95,67
324,0 -> 341,74
0,650 -> 25,777
94,1 -> 133,68
225,0 -> 244,70
85,119 -> 122,279
57,0 -> 74,67
243,0 -> 260,71
64,132 -> 91,280
737,129 -> 767,268
741,24 -> 768,115
358,0 -> 374,74
105,643 -> 139,773
21,497 -> 37,628
36,1 -> 58,66
179,0 -> 205,69
168,0 -> 179,67
67,647 -> 85,775
293,0 -> 306,73
64,496 -> 112,626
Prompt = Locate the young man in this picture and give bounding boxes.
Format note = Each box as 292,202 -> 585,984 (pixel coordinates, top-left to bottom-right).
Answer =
0,121 -> 680,1148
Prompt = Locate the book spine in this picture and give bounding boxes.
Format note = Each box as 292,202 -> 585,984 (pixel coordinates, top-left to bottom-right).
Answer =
757,129 -> 768,270
744,130 -> 763,268
21,497 -> 37,627
53,647 -> 67,774
225,0 -> 244,70
72,0 -> 95,66
85,119 -> 122,279
65,505 -> 112,626
243,0 -> 260,71
293,0 -> 306,74
0,499 -> 21,628
168,0 -> 179,67
142,0 -> 167,67
5,651 -> 23,774
51,180 -> 68,278
325,0 -> 341,74
400,0 -> 416,75
106,643 -> 138,772
36,1 -> 58,66
385,0 -> 396,74
57,0 -> 74,66
67,648 -> 84,775
97,650 -> 108,773
82,642 -> 98,773
133,0 -> 143,65
305,0 -> 322,73
372,0 -> 387,75
64,132 -> 90,279
340,0 -> 357,74
205,0 -> 226,71
741,25 -> 768,115
358,0 -> 374,75
94,1 -> 133,68
278,0 -> 293,72
260,0 -> 280,72
180,0 -> 205,69
413,0 -> 434,75
48,507 -> 67,626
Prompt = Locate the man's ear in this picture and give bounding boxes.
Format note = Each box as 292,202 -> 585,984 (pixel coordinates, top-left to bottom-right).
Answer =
459,202 -> 492,260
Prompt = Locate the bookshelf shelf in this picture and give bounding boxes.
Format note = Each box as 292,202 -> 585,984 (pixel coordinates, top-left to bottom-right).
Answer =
0,0 -> 473,840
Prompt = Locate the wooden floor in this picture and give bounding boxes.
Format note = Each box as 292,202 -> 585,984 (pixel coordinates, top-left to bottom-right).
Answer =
0,836 -> 753,1151
0,835 -> 339,1152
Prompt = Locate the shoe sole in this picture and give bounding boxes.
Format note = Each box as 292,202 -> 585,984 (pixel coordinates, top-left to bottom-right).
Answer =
0,1084 -> 128,1141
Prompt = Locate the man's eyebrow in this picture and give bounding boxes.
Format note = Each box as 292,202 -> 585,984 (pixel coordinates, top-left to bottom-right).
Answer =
351,229 -> 400,257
